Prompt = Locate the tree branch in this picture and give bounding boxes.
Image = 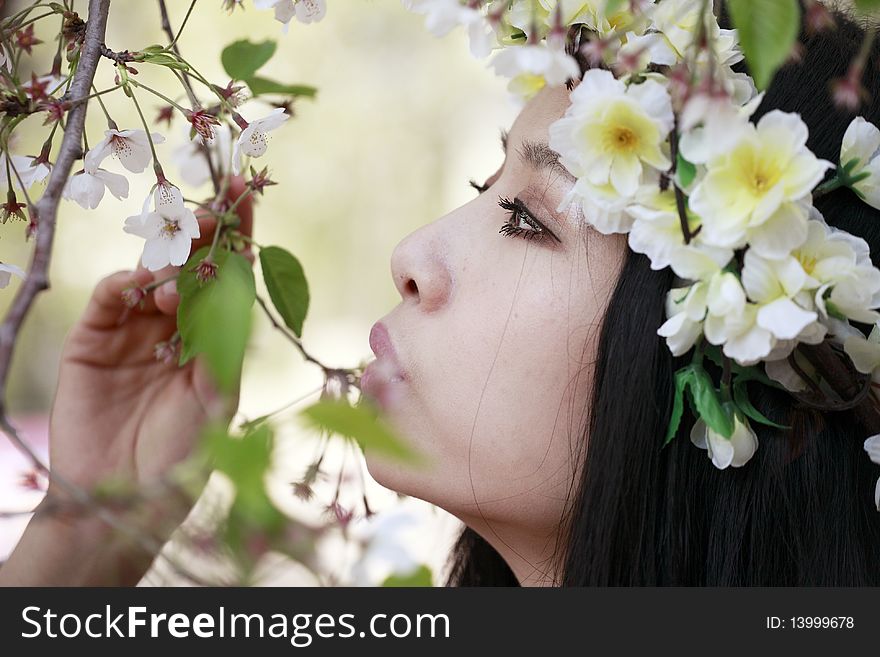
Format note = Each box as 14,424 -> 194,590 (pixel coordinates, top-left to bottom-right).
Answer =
0,0 -> 110,421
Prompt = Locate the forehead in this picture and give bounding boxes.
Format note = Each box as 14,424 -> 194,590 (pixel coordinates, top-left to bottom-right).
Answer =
506,84 -> 576,147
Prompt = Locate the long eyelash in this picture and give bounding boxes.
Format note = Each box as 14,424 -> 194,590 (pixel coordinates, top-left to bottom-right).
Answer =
469,178 -> 489,194
497,196 -> 558,243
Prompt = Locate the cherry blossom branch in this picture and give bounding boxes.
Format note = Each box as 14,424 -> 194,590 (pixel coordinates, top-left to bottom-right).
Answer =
0,0 -> 110,407
157,0 -> 219,192
0,0 -> 211,585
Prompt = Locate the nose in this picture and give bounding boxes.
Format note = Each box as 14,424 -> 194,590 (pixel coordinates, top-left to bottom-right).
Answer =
390,225 -> 452,312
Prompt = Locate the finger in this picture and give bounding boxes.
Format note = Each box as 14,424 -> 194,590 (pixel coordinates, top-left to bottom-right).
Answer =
153,276 -> 180,316
82,269 -> 156,328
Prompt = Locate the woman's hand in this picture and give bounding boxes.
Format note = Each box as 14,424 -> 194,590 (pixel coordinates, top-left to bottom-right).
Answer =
0,178 -> 254,586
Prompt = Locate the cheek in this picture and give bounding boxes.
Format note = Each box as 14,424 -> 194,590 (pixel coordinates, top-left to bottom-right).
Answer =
392,242 -> 608,525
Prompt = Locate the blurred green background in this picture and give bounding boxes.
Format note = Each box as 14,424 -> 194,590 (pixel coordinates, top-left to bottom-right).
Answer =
1,0 -> 518,584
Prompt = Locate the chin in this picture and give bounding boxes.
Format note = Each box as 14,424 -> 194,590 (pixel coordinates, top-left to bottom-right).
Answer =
363,449 -> 430,501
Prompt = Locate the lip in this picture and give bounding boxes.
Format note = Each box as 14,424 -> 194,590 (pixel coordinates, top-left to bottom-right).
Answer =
361,321 -> 407,409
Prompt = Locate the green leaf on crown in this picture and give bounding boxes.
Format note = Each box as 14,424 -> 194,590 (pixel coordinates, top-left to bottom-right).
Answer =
733,377 -> 791,429
676,150 -> 697,189
177,246 -> 256,391
728,0 -> 800,90
664,362 -> 734,444
221,39 -> 277,81
260,246 -> 310,337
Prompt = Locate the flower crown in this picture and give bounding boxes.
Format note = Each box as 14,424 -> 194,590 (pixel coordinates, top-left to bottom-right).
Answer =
405,0 -> 880,510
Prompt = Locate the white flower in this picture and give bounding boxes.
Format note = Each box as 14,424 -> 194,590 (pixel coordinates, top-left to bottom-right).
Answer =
0,262 -> 26,289
688,110 -> 833,258
843,324 -> 880,382
703,272 -> 774,365
255,0 -> 325,31
678,91 -> 764,165
0,153 -> 50,192
490,42 -> 580,99
657,281 -> 709,356
348,505 -> 422,586
84,128 -> 165,175
295,0 -> 326,24
840,116 -> 880,210
124,201 -> 200,271
0,45 -> 9,71
626,187 -> 733,277
154,179 -> 185,213
690,413 -> 758,469
740,249 -> 819,341
174,123 -> 233,187
405,0 -> 481,37
791,212 -> 880,324
864,434 -> 880,511
62,169 -> 129,210
548,69 -> 673,200
635,0 -> 739,68
232,108 -> 289,175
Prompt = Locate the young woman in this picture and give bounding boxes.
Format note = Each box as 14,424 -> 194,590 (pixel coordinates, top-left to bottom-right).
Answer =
2,8 -> 880,587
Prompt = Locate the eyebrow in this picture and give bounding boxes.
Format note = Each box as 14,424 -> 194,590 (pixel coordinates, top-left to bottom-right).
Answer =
500,130 -> 575,184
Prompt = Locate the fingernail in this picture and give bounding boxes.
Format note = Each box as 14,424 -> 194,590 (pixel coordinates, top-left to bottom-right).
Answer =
160,279 -> 178,297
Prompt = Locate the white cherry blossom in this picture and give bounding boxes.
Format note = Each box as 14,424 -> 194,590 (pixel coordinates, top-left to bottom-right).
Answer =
0,262 -> 26,289
0,153 -> 50,192
232,108 -> 289,175
62,168 -> 129,210
84,128 -> 165,174
124,200 -> 200,271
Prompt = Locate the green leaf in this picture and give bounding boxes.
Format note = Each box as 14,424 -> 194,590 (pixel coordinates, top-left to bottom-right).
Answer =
177,247 -> 256,391
259,246 -> 310,337
604,0 -> 628,14
690,366 -> 734,438
141,53 -> 190,70
727,0 -> 800,90
206,424 -> 285,534
733,379 -> 790,430
665,366 -> 695,445
301,399 -> 419,462
221,39 -> 277,81
854,0 -> 880,14
141,44 -> 166,54
382,565 -> 433,587
246,76 -> 318,98
676,150 -> 697,188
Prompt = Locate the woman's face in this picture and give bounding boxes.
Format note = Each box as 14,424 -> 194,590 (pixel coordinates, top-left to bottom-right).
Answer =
362,83 -> 628,561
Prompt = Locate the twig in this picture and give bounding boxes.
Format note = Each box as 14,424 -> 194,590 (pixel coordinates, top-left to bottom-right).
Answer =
157,0 -> 219,192
255,294 -> 354,382
0,0 -> 214,588
0,0 -> 110,408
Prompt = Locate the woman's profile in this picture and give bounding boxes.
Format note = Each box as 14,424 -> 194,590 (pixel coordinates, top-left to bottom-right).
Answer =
2,2 -> 880,587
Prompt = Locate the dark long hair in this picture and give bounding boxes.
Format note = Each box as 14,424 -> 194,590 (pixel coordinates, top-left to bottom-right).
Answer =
446,8 -> 880,586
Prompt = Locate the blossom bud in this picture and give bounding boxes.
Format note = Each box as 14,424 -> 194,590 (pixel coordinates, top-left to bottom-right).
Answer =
194,259 -> 219,283
121,286 -> 146,308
